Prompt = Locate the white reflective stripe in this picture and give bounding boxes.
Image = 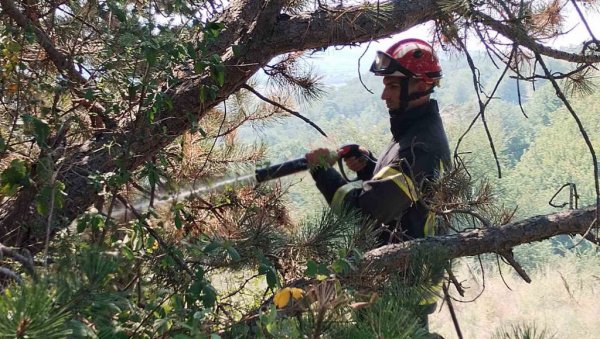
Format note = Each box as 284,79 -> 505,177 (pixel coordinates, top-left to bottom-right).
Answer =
372,166 -> 419,202
331,182 -> 361,212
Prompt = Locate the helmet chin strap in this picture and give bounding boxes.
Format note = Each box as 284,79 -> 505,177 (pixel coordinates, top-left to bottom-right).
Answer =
389,78 -> 435,117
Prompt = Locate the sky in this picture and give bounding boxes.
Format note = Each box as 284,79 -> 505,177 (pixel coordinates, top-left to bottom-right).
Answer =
304,4 -> 600,85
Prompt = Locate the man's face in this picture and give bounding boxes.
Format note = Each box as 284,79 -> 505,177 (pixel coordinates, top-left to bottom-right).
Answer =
381,76 -> 405,111
381,76 -> 430,111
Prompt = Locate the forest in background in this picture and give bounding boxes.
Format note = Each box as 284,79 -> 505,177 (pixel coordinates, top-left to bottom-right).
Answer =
239,50 -> 600,336
240,51 -> 600,338
249,50 -> 598,220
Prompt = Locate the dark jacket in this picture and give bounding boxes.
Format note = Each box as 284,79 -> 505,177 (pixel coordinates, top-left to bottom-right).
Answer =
311,99 -> 451,245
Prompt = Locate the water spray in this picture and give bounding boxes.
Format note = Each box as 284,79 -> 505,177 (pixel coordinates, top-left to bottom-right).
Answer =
110,144 -> 366,219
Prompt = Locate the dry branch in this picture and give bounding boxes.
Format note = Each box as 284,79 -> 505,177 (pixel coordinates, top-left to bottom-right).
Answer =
359,206 -> 597,275
476,10 -> 600,64
241,84 -> 327,137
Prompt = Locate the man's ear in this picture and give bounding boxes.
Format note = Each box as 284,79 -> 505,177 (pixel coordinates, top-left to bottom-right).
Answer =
413,79 -> 432,92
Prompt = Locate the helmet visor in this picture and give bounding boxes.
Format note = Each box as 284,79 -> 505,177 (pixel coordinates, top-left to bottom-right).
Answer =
370,51 -> 415,77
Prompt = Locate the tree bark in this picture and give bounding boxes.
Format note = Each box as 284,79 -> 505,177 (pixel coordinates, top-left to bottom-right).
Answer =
359,206 -> 598,275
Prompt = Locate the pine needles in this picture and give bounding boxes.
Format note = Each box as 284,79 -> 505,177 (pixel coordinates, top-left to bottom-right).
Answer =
491,322 -> 557,339
0,283 -> 72,338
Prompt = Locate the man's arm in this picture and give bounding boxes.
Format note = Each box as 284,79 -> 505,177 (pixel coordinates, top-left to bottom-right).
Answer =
325,147 -> 440,224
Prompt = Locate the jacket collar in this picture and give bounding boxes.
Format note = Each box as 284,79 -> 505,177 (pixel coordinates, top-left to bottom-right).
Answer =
389,99 -> 438,141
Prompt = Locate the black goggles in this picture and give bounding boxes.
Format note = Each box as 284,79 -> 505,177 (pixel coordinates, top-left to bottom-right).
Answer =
369,51 -> 415,77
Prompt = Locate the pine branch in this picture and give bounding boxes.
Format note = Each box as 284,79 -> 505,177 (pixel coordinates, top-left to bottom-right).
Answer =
475,10 -> 600,63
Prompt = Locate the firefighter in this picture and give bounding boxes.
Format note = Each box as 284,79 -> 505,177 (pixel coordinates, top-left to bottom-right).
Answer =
305,38 -> 451,330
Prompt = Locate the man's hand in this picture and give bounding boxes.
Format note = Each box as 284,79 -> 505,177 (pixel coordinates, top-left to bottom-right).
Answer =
305,148 -> 337,169
343,146 -> 370,172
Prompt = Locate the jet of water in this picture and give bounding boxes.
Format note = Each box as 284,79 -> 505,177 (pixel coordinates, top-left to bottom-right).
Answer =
110,173 -> 258,220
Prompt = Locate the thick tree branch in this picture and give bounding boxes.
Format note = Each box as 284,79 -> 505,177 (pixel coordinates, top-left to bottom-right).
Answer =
475,11 -> 600,64
267,0 -> 440,53
360,206 -> 597,275
0,242 -> 35,277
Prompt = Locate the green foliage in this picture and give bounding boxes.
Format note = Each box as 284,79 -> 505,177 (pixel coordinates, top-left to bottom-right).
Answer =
0,159 -> 30,195
21,114 -> 50,148
76,211 -> 106,233
323,249 -> 447,338
491,323 -> 557,339
34,180 -> 66,216
333,294 -> 430,339
0,284 -> 72,338
254,304 -> 302,338
292,208 -> 374,261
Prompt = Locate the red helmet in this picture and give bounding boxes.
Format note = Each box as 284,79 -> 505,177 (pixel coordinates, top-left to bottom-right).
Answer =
370,38 -> 442,84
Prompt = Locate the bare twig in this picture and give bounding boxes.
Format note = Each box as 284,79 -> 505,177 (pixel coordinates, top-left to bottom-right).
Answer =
439,209 -> 492,228
532,52 -> 600,231
241,84 -> 327,137
496,253 -> 513,290
515,75 -> 529,118
114,195 -> 194,277
583,232 -> 600,245
498,250 -> 531,283
570,0 -> 598,43
454,37 -> 516,178
445,266 -> 465,297
443,282 -> 463,339
221,273 -> 262,300
510,63 -> 595,82
357,40 -> 374,94
447,256 -> 486,303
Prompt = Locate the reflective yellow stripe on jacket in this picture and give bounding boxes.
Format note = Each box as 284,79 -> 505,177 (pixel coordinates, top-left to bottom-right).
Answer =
372,166 -> 419,202
331,181 -> 362,212
424,211 -> 436,237
331,166 -> 436,238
